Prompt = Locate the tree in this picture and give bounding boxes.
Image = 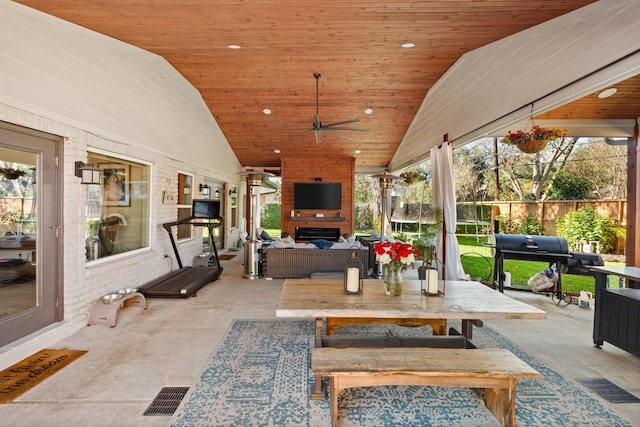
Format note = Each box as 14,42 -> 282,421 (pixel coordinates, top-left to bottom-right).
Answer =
453,148 -> 482,202
558,139 -> 627,199
547,170 -> 593,200
498,136 -> 578,200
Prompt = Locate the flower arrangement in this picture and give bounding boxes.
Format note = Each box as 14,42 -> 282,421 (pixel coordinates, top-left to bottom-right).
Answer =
502,125 -> 566,146
374,241 -> 417,273
399,170 -> 422,184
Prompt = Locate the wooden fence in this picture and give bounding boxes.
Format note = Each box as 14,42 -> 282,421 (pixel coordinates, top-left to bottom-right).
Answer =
377,199 -> 627,253
487,200 -> 626,252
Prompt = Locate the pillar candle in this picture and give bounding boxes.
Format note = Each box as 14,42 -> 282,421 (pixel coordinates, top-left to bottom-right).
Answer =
427,269 -> 439,294
346,268 -> 360,292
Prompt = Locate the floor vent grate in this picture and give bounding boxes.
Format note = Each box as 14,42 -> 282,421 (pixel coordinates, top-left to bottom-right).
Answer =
143,386 -> 189,416
576,378 -> 640,404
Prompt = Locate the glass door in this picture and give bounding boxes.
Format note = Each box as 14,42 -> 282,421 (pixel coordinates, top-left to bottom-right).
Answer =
0,123 -> 60,347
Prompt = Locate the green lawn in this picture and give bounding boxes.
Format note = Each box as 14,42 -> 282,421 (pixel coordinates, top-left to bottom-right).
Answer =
456,236 -> 623,294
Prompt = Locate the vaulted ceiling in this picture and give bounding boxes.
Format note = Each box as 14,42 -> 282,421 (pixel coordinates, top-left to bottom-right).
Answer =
16,0 -> 639,172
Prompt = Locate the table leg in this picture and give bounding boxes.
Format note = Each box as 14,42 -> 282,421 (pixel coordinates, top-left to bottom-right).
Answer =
461,319 -> 483,340
593,271 -> 606,348
310,317 -> 326,399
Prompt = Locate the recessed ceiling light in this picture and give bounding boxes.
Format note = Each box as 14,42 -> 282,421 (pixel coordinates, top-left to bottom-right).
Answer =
364,108 -> 373,115
401,42 -> 415,48
597,88 -> 617,99
354,149 -> 362,154
274,149 -> 281,154
263,108 -> 272,115
227,44 -> 241,49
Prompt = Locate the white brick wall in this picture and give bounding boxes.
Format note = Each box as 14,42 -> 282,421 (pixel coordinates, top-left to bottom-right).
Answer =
0,4 -> 247,368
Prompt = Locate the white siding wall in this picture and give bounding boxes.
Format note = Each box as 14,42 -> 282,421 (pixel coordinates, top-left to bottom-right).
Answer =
0,3 -> 244,367
391,0 -> 640,170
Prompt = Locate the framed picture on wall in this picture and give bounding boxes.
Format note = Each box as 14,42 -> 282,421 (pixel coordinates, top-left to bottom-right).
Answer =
100,163 -> 130,207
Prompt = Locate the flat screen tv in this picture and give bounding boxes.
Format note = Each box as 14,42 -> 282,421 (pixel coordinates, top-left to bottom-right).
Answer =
293,182 -> 342,210
192,199 -> 221,218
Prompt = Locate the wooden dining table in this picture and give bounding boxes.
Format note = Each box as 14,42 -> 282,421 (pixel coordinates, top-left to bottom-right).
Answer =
276,278 -> 546,398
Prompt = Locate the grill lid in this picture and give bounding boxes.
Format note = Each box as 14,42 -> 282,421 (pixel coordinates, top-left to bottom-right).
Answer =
494,234 -> 569,256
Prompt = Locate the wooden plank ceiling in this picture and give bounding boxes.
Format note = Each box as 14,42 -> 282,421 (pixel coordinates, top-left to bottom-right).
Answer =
18,0 -> 626,172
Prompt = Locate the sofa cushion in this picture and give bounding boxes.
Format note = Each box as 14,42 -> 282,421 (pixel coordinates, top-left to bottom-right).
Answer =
330,241 -> 361,249
274,240 -> 317,249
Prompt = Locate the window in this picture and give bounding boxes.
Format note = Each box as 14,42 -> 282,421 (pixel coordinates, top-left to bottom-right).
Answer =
177,173 -> 193,240
85,153 -> 150,261
229,185 -> 238,228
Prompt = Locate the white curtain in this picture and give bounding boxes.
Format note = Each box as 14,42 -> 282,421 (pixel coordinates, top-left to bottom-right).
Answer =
431,143 -> 468,280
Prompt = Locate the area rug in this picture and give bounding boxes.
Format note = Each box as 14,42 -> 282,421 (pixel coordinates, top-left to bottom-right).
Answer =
0,348 -> 87,404
169,320 -> 633,427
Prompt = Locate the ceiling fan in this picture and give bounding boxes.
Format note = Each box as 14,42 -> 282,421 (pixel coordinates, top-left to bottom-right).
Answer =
289,73 -> 368,144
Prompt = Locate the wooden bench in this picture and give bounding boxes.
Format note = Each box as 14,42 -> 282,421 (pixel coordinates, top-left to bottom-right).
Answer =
311,347 -> 540,427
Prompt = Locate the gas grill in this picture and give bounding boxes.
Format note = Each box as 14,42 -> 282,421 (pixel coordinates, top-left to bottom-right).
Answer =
492,234 -> 571,299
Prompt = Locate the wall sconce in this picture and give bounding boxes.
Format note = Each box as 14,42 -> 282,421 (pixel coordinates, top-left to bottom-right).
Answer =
214,188 -> 220,199
75,161 -> 101,185
229,187 -> 237,196
199,183 -> 210,196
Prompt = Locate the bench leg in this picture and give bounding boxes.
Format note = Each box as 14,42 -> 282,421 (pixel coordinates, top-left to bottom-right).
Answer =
311,318 -> 326,399
329,376 -> 341,427
484,378 -> 516,427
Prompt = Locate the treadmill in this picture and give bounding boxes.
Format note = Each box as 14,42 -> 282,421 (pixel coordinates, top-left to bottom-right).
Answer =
140,199 -> 223,298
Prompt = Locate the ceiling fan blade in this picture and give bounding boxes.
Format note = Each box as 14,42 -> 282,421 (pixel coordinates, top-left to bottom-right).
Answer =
322,118 -> 360,127
320,128 -> 352,141
326,126 -> 369,132
288,73 -> 368,143
287,128 -> 315,139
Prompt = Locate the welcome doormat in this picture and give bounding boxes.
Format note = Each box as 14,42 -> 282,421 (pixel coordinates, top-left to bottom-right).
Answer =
0,348 -> 87,404
218,254 -> 236,260
170,320 -> 633,426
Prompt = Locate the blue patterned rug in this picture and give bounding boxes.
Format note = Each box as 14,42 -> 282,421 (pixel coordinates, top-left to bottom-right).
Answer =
169,320 -> 633,427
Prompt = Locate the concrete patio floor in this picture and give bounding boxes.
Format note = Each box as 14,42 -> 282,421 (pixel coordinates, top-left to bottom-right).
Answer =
0,254 -> 639,426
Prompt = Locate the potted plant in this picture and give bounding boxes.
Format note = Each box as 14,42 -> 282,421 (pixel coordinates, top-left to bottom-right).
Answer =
413,208 -> 443,280
502,125 -> 566,153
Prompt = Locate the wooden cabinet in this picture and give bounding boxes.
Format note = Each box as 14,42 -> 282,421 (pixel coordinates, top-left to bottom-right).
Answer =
592,267 -> 640,358
597,288 -> 640,357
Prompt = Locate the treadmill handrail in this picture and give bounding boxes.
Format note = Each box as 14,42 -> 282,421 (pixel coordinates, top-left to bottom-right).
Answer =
162,217 -> 223,269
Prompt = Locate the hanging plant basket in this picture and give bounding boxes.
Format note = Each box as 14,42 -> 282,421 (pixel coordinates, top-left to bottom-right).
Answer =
517,139 -> 548,154
0,168 -> 26,180
503,124 -> 565,154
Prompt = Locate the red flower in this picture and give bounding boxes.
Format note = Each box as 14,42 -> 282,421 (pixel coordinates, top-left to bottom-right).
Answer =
374,241 -> 417,268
